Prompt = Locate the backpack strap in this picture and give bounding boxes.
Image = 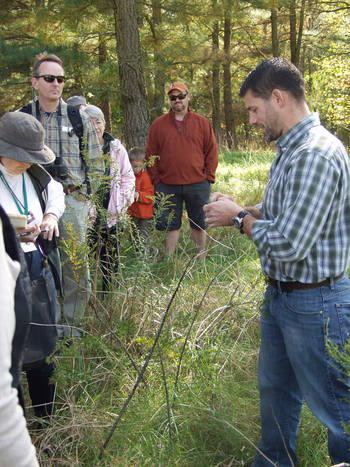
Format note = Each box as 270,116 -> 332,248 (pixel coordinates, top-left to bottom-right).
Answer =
19,102 -> 34,115
20,102 -> 91,195
26,167 -> 63,295
67,105 -> 84,139
67,105 -> 91,195
27,165 -> 51,212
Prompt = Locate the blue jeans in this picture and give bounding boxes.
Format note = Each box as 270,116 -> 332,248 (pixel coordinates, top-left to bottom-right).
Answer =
253,277 -> 350,466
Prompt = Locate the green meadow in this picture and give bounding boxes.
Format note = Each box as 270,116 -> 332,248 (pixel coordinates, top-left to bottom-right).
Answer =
32,150 -> 331,466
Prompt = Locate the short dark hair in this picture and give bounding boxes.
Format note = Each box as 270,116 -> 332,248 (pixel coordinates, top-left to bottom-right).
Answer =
239,57 -> 305,101
32,52 -> 64,77
129,147 -> 145,161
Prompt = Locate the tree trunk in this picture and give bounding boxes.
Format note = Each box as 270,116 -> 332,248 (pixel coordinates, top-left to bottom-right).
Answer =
98,35 -> 112,133
289,0 -> 305,67
306,50 -> 313,94
211,0 -> 221,144
71,42 -> 84,94
295,0 -> 306,67
271,5 -> 279,57
223,0 -> 236,149
112,0 -> 149,148
289,0 -> 297,64
150,0 -> 166,120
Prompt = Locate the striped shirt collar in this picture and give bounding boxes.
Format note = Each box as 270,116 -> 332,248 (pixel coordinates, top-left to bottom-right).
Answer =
276,112 -> 320,154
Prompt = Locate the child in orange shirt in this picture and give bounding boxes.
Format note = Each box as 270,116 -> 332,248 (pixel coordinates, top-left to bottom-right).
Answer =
127,147 -> 154,249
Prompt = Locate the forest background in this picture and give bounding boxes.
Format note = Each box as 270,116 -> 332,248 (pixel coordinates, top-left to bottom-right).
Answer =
1,0 -> 349,149
1,1 -> 350,466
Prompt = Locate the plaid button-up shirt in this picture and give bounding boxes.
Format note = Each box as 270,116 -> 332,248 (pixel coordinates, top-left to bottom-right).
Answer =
252,113 -> 350,283
29,99 -> 103,193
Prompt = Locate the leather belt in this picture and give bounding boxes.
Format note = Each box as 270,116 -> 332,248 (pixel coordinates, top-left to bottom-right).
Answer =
267,273 -> 344,292
63,185 -> 81,195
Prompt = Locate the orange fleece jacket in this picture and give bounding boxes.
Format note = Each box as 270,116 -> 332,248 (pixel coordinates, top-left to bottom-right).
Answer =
128,170 -> 154,219
146,110 -> 218,185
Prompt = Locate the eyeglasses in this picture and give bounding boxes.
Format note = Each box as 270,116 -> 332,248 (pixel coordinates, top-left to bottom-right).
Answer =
169,93 -> 187,101
35,74 -> 65,84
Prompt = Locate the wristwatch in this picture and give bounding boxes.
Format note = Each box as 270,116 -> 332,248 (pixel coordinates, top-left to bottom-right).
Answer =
233,210 -> 249,234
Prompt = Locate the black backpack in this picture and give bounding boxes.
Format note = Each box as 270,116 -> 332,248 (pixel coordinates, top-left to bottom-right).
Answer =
19,102 -> 91,194
0,204 -> 31,389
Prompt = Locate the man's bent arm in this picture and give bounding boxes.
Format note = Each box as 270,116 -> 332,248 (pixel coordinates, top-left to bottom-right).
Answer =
204,197 -> 257,236
252,152 -> 339,263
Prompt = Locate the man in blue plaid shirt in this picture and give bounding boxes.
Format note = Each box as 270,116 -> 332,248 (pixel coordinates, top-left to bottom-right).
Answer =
22,53 -> 103,338
204,58 -> 350,465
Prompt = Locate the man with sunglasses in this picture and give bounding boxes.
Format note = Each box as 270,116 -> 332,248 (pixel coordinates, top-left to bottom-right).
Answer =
146,82 -> 218,257
20,52 -> 102,338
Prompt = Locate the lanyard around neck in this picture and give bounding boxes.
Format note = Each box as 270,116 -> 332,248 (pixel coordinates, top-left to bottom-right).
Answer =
0,171 -> 29,216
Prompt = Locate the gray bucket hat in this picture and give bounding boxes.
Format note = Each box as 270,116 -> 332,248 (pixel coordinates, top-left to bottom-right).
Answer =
0,112 -> 55,165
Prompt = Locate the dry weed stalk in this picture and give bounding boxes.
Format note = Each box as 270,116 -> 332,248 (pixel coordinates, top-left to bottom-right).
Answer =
88,292 -> 143,380
98,254 -> 198,459
171,256 -> 243,404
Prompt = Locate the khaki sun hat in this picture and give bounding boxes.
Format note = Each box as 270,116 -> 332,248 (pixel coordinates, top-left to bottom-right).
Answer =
0,112 -> 55,165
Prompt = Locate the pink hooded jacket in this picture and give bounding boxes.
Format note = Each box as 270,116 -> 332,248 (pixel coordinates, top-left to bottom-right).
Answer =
107,139 -> 135,227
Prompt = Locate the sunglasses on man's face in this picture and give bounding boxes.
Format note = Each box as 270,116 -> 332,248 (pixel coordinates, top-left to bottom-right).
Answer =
169,93 -> 187,101
36,74 -> 65,84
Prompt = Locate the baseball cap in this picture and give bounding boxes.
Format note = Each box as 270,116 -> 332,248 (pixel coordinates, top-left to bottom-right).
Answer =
167,82 -> 189,95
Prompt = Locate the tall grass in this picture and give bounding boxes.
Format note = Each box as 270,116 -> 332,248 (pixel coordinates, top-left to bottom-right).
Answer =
28,150 -> 330,466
